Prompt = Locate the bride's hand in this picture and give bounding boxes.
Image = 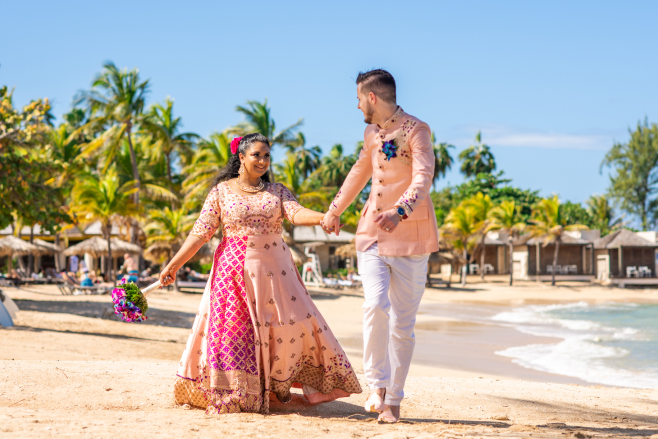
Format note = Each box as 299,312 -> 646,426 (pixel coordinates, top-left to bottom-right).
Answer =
322,211 -> 341,236
159,265 -> 177,287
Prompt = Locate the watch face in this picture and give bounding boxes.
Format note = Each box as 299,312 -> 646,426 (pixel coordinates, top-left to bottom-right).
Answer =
397,207 -> 406,216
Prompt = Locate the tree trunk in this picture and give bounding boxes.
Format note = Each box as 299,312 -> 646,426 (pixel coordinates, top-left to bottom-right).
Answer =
125,123 -> 141,206
508,240 -> 514,287
480,235 -> 486,280
166,152 -> 172,185
551,239 -> 560,286
106,224 -> 115,286
27,225 -> 34,276
126,123 -> 141,247
462,249 -> 468,288
54,234 -> 61,272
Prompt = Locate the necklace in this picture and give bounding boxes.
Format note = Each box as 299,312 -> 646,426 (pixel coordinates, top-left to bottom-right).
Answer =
236,178 -> 265,193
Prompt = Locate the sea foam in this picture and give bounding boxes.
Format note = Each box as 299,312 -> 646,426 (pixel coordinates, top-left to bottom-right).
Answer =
491,302 -> 658,389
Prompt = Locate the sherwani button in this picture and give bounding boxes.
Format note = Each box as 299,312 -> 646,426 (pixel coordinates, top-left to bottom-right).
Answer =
376,207 -> 382,212
378,165 -> 383,169
378,179 -> 383,184
377,193 -> 382,197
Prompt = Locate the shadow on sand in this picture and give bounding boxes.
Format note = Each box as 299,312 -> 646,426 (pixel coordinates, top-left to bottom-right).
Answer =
13,299 -> 196,329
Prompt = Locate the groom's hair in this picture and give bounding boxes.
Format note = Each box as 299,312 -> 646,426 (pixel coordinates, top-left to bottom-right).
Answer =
356,69 -> 396,104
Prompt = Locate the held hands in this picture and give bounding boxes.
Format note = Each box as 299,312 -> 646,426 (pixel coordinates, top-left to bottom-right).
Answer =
159,264 -> 177,287
374,209 -> 401,233
321,211 -> 342,236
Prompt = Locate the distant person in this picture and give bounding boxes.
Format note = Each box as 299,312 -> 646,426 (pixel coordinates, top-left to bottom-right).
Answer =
184,267 -> 209,282
80,269 -> 93,287
69,255 -> 79,273
322,69 -> 439,423
159,133 -> 361,414
121,253 -> 139,283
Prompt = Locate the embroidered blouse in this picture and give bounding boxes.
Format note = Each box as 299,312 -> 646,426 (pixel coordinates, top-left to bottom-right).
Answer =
190,181 -> 303,241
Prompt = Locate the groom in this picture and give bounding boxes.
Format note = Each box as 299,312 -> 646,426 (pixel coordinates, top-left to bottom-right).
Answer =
322,69 -> 439,423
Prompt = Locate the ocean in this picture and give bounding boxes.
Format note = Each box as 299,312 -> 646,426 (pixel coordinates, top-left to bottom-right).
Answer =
491,302 -> 658,389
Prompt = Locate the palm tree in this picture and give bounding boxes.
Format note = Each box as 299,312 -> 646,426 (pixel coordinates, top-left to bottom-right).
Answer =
528,196 -> 588,286
46,123 -> 90,191
465,192 -> 495,280
114,136 -> 178,209
182,130 -> 232,207
234,99 -> 303,148
143,206 -> 194,268
489,200 -> 526,286
75,61 -> 150,212
586,195 -> 622,236
431,132 -> 454,188
459,131 -> 496,178
440,203 -> 479,287
283,133 -> 322,179
315,144 -> 357,187
274,153 -> 331,237
70,168 -> 138,284
142,98 -> 199,184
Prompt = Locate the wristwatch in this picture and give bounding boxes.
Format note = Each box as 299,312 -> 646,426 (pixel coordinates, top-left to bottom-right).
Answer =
395,206 -> 408,220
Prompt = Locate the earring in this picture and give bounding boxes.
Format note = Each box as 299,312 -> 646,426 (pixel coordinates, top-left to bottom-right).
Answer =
238,163 -> 245,175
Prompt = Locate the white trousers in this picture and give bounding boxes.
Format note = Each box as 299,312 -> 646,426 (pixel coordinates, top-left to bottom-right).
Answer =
357,243 -> 429,405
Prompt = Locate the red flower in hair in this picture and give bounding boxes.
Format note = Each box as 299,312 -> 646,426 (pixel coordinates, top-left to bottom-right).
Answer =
230,136 -> 243,154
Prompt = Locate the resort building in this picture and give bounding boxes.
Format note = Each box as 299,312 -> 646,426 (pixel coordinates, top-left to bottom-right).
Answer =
293,225 -> 355,272
469,231 -> 511,275
511,230 -> 600,281
593,229 -> 658,287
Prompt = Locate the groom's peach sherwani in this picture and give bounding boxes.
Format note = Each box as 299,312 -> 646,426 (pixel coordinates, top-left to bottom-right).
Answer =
329,106 -> 439,407
329,106 -> 439,256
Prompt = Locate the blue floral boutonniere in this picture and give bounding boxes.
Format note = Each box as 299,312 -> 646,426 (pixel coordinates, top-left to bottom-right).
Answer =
381,141 -> 398,161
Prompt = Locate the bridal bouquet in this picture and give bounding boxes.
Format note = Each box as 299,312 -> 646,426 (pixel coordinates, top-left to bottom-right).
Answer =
111,279 -> 160,323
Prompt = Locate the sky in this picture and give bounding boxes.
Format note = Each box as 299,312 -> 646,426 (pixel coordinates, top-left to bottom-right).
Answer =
3,0 -> 658,204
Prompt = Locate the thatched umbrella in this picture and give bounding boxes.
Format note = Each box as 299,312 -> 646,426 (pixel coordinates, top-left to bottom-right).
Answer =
289,244 -> 309,266
282,231 -> 309,266
144,242 -> 177,264
63,237 -> 142,285
335,239 -> 356,258
189,238 -> 220,264
0,236 -> 43,272
63,237 -> 142,257
33,239 -> 63,255
0,236 -> 41,257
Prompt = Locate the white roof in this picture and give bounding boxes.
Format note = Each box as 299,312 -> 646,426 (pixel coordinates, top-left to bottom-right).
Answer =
82,220 -> 123,236
293,225 -> 355,244
0,220 -> 122,237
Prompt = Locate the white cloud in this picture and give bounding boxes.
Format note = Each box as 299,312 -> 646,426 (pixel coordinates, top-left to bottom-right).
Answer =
452,126 -> 613,151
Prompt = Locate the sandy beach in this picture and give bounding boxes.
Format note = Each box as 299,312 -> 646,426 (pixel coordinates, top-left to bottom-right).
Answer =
2,279 -> 658,438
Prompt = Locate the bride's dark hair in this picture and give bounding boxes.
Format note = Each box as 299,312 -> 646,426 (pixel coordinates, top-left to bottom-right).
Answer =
210,133 -> 272,189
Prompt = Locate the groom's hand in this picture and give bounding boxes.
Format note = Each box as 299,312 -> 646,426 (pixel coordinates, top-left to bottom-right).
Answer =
322,211 -> 341,236
374,209 -> 401,233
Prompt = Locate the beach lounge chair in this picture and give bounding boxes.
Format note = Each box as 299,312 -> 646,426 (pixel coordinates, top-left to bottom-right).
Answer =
176,280 -> 207,292
626,266 -> 639,278
322,278 -> 341,289
58,275 -> 109,295
639,266 -> 652,278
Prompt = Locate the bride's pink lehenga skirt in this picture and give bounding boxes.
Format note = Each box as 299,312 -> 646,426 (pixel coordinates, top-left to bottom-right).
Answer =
173,234 -> 362,414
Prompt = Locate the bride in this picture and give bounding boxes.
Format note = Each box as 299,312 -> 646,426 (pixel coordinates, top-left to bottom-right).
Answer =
160,133 -> 362,414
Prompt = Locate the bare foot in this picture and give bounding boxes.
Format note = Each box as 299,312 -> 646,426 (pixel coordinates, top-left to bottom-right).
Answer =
378,405 -> 400,423
370,388 -> 385,399
364,388 -> 386,413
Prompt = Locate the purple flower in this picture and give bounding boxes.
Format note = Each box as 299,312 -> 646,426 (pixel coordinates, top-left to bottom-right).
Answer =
382,141 -> 398,161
